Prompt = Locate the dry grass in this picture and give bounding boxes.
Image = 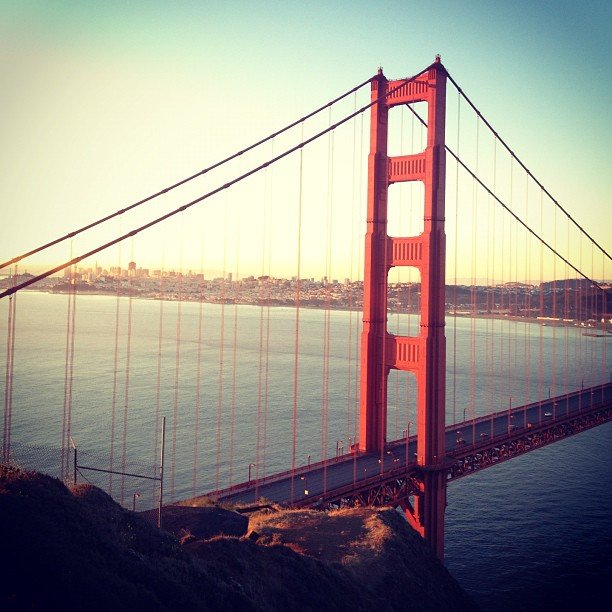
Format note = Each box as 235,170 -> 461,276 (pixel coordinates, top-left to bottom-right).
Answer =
247,506 -> 480,611
249,507 -> 372,563
248,506 -> 399,565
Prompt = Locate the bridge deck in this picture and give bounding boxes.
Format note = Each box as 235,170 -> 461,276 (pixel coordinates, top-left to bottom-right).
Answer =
185,384 -> 612,508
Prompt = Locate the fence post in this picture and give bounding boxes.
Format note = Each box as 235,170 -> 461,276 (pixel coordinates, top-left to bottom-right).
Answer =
70,437 -> 77,486
158,417 -> 166,529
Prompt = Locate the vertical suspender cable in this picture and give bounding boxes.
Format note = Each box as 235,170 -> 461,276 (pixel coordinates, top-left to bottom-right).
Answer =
490,138 -> 497,420
601,251 -> 607,392
552,205 -> 558,400
62,251 -> 77,482
577,232 -> 583,393
353,110 -> 365,484
508,159 -> 515,412
120,238 -> 135,504
192,259 -> 205,496
592,244 -> 597,391
109,256 -> 122,495
262,266 -> 272,480
291,124 -> 305,503
262,140 -> 274,482
254,286 -> 264,492
256,139 -> 274,492
346,92 -> 357,446
155,257 -> 165,480
509,159 -> 516,412
255,167 -> 266,494
452,91 -> 460,426
538,189 -> 544,418
67,270 -> 77,480
523,173 -> 531,410
483,141 -> 490,418
575,235 -> 582,392
504,160 -> 511,410
170,222 -> 184,499
564,216 -> 570,394
468,117 -> 478,426
499,159 -> 506,412
488,137 -> 497,419
3,269 -> 17,463
214,195 -> 228,493
322,113 -> 334,491
229,206 -> 240,487
61,263 -> 73,480
255,280 -> 264,488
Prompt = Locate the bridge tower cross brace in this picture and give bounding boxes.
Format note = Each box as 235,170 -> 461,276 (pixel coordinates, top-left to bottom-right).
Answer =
359,58 -> 447,559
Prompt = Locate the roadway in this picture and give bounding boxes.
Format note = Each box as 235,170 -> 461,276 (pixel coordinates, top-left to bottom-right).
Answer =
194,383 -> 612,507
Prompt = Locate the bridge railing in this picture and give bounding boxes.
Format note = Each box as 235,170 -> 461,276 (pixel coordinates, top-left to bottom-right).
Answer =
447,394 -> 612,458
207,447 -> 366,501
444,382 -> 611,434
206,383 -> 611,502
291,459 -> 423,508
306,400 -> 612,507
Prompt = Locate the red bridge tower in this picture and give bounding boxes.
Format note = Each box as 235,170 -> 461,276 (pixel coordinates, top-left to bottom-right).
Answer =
359,58 -> 447,559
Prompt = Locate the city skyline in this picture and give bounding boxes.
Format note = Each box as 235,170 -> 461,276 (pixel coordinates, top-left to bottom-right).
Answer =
3,261 -> 612,288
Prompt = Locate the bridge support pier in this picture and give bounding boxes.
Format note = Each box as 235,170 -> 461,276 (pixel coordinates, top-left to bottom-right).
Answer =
407,470 -> 446,560
359,58 -> 447,559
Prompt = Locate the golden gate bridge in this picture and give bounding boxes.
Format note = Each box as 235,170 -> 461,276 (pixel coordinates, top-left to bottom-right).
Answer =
1,57 -> 610,561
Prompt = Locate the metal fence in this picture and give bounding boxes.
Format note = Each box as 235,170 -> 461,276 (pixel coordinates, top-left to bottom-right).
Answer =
3,417 -> 166,526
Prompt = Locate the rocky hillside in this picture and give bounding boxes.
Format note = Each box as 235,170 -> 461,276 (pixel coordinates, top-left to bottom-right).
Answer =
0,466 -> 478,611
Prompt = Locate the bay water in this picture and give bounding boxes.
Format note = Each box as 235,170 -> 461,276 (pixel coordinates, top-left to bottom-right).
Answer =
1,291 -> 610,611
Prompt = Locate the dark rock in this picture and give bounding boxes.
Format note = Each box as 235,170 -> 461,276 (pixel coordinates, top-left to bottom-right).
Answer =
246,530 -> 260,542
142,504 -> 249,540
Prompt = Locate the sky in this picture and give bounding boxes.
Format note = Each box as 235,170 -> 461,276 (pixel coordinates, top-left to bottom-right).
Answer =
1,0 -> 610,283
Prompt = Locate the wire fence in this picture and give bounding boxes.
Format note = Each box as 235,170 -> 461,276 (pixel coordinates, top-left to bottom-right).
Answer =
4,440 -> 163,516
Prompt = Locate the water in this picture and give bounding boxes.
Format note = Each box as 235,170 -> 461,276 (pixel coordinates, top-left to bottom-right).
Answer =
1,291 -> 610,611
445,424 -> 611,611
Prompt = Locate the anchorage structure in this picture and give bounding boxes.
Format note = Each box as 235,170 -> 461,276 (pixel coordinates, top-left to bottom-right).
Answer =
359,58 -> 447,559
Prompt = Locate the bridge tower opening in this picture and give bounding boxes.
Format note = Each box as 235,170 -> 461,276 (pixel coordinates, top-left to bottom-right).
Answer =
359,57 -> 447,559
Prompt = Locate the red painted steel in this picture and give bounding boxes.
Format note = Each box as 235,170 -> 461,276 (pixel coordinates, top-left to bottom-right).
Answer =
359,67 -> 390,454
359,57 -> 447,559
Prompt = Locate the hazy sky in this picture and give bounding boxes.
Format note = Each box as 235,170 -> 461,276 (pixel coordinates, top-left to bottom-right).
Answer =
1,1 -> 610,282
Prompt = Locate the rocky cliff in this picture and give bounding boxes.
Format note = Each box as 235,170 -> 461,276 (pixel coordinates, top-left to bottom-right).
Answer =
0,466 -> 478,611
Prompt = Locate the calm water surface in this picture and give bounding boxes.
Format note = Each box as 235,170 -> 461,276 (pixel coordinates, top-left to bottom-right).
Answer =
1,291 -> 610,611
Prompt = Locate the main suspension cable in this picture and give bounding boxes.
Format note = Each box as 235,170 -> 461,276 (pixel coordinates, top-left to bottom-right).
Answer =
403,104 -> 606,291
444,67 -> 611,263
0,77 -> 374,271
1,65 -> 433,300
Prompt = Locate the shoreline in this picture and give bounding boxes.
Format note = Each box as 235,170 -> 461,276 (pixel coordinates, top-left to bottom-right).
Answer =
17,287 -> 612,333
